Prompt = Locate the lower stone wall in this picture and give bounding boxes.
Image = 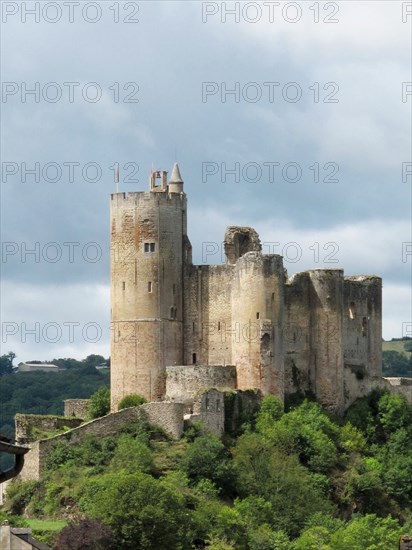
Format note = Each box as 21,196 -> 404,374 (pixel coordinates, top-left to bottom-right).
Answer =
344,371 -> 412,408
64,399 -> 90,418
193,389 -> 225,436
15,415 -> 84,445
400,535 -> 412,550
166,365 -> 237,407
18,402 -> 184,482
384,378 -> 412,403
140,402 -> 184,439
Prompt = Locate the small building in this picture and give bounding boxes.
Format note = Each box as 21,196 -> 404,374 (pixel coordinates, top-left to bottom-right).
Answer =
17,363 -> 60,373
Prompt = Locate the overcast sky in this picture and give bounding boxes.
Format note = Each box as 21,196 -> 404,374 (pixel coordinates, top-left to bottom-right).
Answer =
1,0 -> 411,362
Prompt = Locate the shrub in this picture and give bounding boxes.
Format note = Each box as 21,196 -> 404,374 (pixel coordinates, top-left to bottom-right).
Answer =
88,386 -> 110,419
55,518 -> 116,550
118,394 -> 147,410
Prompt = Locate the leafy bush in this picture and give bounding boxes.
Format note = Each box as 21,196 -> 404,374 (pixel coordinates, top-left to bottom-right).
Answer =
118,394 -> 147,410
88,386 -> 110,419
55,518 -> 115,550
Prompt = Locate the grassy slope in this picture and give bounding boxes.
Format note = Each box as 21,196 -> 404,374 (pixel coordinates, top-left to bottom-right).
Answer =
382,340 -> 412,358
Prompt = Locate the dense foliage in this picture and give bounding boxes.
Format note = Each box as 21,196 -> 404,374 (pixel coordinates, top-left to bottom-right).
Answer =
118,393 -> 147,410
2,390 -> 411,549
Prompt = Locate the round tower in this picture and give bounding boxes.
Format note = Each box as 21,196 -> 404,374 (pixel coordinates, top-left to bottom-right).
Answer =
231,251 -> 285,399
110,164 -> 187,411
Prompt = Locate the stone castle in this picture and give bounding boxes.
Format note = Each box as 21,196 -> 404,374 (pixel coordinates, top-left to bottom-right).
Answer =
110,163 -> 387,415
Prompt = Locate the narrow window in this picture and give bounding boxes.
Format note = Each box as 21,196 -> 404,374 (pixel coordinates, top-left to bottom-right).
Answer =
150,242 -> 155,252
218,321 -> 221,331
192,321 -> 195,331
144,243 -> 149,252
349,302 -> 356,320
122,281 -> 125,291
192,353 -> 197,365
256,312 -> 260,320
148,281 -> 152,293
271,293 -> 275,301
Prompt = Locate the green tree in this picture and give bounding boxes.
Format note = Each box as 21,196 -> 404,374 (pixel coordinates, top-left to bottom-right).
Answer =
88,386 -> 110,419
0,351 -> 16,376
179,434 -> 233,494
109,434 -> 153,474
329,514 -> 401,550
79,472 -> 188,550
232,433 -> 332,536
378,393 -> 410,435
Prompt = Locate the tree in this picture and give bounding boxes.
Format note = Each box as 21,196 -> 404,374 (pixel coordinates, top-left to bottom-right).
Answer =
0,352 -> 16,376
79,472 -> 188,550
232,433 -> 332,537
88,386 -> 110,419
83,354 -> 106,369
55,518 -> 115,550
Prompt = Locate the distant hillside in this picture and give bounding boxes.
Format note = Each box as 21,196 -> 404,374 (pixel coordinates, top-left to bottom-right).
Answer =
382,338 -> 412,378
382,338 -> 412,358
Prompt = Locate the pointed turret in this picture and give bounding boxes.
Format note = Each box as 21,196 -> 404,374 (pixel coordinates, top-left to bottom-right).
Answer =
168,163 -> 184,193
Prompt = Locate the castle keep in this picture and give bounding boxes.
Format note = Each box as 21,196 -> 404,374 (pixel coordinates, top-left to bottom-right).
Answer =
110,164 -> 383,414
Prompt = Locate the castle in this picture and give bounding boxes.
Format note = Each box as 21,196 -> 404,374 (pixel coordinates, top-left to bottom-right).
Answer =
110,163 -> 386,415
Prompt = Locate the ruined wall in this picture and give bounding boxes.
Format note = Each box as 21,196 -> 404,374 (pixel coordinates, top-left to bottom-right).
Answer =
193,389 -> 225,436
231,252 -> 285,399
184,265 -> 234,367
64,399 -> 90,418
343,276 -> 382,380
284,272 -> 312,396
140,402 -> 184,439
384,378 -> 412,404
110,190 -> 186,409
400,535 -> 412,550
307,270 -> 345,414
166,365 -> 236,407
15,415 -> 83,445
18,403 -> 183,481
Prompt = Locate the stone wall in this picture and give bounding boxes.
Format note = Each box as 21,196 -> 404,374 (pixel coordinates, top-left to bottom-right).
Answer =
193,389 -> 225,436
18,403 -> 184,482
140,402 -> 184,439
15,414 -> 83,445
64,399 -> 90,418
384,378 -> 412,404
166,365 -> 236,408
400,535 -> 412,550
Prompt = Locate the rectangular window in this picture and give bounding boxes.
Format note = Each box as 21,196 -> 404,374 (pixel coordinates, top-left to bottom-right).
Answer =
148,281 -> 152,293
256,312 -> 260,320
192,353 -> 197,365
122,282 -> 125,291
144,242 -> 155,252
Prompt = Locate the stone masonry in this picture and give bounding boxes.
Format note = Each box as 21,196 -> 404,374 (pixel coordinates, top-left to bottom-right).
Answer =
110,163 -> 409,415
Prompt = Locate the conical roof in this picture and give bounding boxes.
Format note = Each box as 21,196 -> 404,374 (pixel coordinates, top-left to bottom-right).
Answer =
169,162 -> 183,184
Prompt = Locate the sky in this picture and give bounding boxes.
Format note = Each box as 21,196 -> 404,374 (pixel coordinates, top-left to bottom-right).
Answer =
1,0 -> 411,362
